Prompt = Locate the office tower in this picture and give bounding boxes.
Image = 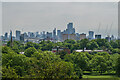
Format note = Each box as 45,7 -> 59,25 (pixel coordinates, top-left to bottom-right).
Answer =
46,32 -> 52,39
76,33 -> 80,40
31,33 -> 35,38
28,32 -> 31,37
42,31 -> 46,39
57,30 -> 62,40
20,34 -> 24,41
53,28 -> 56,40
95,34 -> 101,39
5,32 -> 8,40
80,33 -> 86,40
35,32 -> 40,38
16,30 -> 21,41
9,30 -> 12,40
67,23 -> 75,34
105,35 -> 111,42
23,32 -> 28,38
88,31 -> 94,40
62,34 -> 76,41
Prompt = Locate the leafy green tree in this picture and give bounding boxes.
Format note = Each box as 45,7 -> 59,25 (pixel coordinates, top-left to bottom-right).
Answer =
39,40 -> 54,51
25,42 -> 34,49
110,40 -> 118,48
2,66 -> 19,78
24,47 -> 37,57
90,55 -> 108,74
116,55 -> 120,76
80,39 -> 89,51
2,46 -> 14,54
87,41 -> 99,50
112,48 -> 120,54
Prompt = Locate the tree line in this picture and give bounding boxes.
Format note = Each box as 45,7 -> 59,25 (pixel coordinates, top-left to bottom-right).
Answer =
1,39 -> 120,79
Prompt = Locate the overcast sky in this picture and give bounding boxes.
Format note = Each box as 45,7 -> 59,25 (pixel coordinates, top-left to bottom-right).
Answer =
2,2 -> 118,37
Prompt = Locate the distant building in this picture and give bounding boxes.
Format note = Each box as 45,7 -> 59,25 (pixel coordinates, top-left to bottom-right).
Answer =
23,32 -> 28,38
95,34 -> 101,39
46,32 -> 52,39
62,34 -> 76,41
80,33 -> 86,40
9,30 -> 12,40
75,49 -> 104,53
76,33 -> 80,40
5,32 -> 8,40
67,23 -> 75,34
53,28 -> 57,40
105,35 -> 111,42
52,47 -> 70,54
111,35 -> 115,41
88,31 -> 94,40
20,34 -> 24,41
57,30 -> 62,40
16,30 -> 21,41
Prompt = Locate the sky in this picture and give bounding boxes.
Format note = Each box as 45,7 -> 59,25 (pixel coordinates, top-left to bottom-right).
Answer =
2,2 -> 118,38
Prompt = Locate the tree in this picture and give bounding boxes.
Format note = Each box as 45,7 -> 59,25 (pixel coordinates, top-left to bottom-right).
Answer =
24,47 -> 37,57
2,46 -> 14,54
110,40 -> 118,48
80,39 -> 89,51
87,41 -> 99,50
116,55 -> 120,76
25,42 -> 34,49
89,55 -> 108,74
2,66 -> 19,78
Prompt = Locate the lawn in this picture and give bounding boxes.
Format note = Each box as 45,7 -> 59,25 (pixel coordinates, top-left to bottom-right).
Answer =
82,75 -> 120,80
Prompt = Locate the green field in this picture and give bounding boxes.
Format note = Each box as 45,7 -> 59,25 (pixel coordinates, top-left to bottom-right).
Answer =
82,75 -> 120,80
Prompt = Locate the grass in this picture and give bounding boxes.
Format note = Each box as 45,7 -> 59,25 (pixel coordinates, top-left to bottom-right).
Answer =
82,75 -> 120,80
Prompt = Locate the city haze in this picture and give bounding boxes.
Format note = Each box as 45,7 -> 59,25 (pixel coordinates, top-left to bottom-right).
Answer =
2,2 -> 118,38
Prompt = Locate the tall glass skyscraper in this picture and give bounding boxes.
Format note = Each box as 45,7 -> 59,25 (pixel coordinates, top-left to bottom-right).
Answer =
88,31 -> 94,40
16,30 -> 21,41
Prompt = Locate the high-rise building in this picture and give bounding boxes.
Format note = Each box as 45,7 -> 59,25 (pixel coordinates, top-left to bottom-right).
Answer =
57,30 -> 62,40
53,28 -> 56,40
23,32 -> 28,38
5,32 -> 8,40
62,34 -> 76,41
20,34 -> 24,41
9,30 -> 12,40
88,31 -> 94,40
36,32 -> 39,38
95,34 -> 101,39
80,33 -> 86,40
42,31 -> 46,39
46,32 -> 52,39
76,33 -> 80,40
16,30 -> 21,41
66,23 -> 75,34
105,35 -> 111,42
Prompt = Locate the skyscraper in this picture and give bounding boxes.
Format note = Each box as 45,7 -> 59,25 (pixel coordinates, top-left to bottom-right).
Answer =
57,30 -> 61,40
88,31 -> 94,40
5,32 -> 8,40
53,28 -> 56,40
95,34 -> 101,39
46,32 -> 52,39
20,34 -> 24,41
66,23 -> 75,34
16,30 -> 21,41
9,30 -> 12,40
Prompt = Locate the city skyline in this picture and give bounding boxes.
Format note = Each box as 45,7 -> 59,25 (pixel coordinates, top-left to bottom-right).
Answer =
2,2 -> 118,37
